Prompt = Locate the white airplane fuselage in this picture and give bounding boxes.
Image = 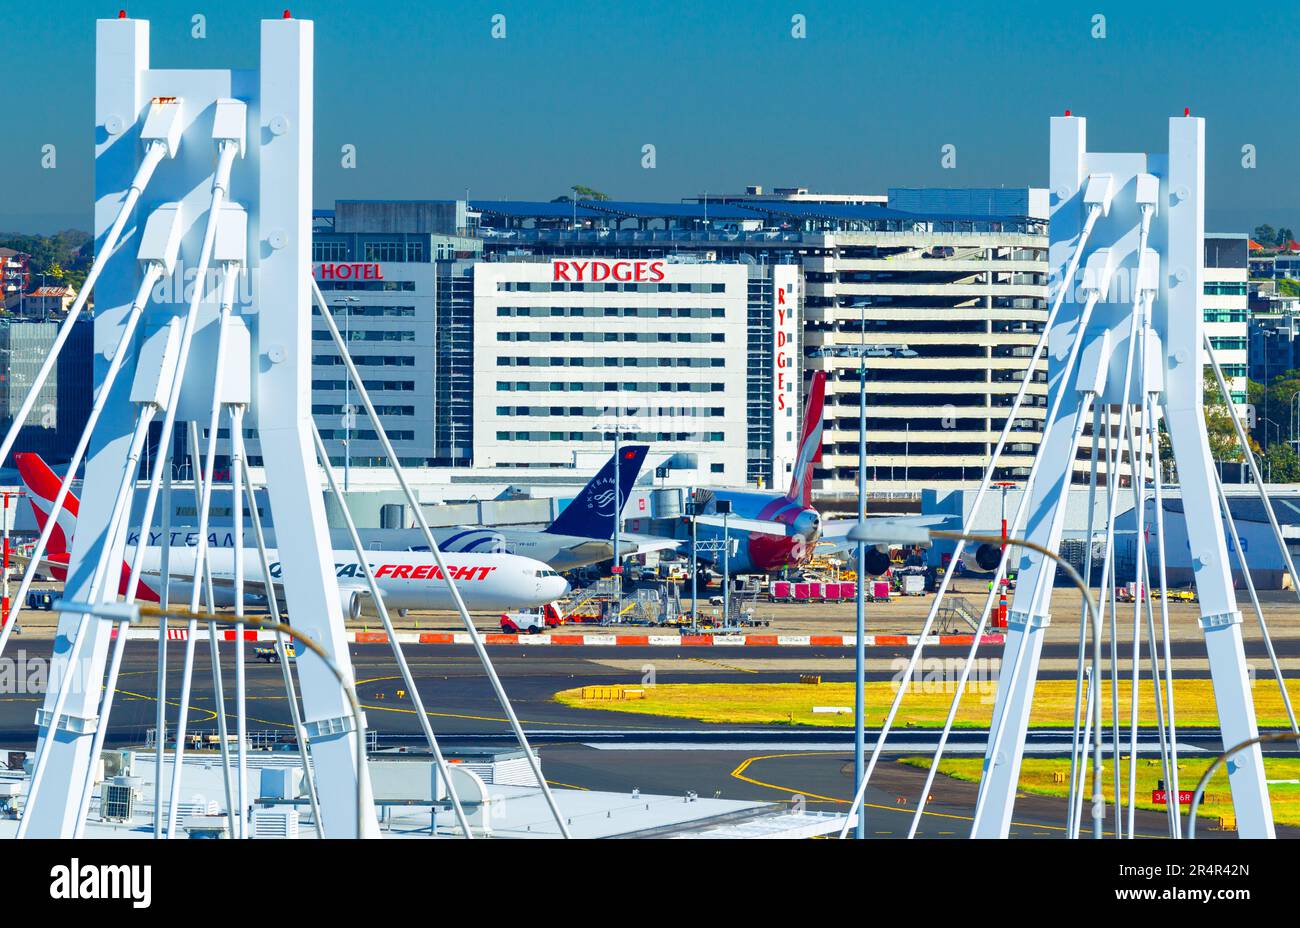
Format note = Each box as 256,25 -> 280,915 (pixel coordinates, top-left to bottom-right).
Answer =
134,546 -> 569,613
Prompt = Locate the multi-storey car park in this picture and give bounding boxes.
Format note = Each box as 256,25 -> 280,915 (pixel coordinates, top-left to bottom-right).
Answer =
776,190 -> 1051,500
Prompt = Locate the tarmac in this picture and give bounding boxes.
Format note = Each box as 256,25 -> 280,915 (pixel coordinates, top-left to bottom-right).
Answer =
0,635 -> 1290,838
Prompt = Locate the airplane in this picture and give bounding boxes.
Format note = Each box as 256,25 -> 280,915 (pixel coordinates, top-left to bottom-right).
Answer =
684,371 -> 832,575
686,371 -> 953,578
409,444 -> 680,570
102,444 -> 668,573
14,452 -> 570,616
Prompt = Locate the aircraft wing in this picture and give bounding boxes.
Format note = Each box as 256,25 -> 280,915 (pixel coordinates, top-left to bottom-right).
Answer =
619,533 -> 683,555
560,533 -> 682,561
150,564 -> 282,603
7,551 -> 67,576
816,514 -> 957,553
691,514 -> 788,536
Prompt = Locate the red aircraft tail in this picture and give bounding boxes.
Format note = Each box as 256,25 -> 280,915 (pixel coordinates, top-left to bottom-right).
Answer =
15,452 -> 158,601
787,371 -> 825,508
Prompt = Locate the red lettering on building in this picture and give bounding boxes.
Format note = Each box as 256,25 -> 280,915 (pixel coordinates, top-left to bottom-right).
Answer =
551,259 -> 666,283
314,263 -> 384,281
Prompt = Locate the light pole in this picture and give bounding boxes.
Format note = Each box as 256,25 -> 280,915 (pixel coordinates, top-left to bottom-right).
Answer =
1291,392 -> 1300,454
689,489 -> 699,627
333,296 -> 359,491
846,337 -> 916,839
718,499 -> 732,625
613,420 -> 622,611
993,481 -> 1016,550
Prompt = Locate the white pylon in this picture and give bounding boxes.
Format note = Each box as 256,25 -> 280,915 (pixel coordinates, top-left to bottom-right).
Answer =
971,114 -> 1274,838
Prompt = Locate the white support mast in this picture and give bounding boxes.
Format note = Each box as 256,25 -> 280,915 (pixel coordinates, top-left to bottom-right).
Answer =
22,12 -> 379,838
970,114 -> 1274,838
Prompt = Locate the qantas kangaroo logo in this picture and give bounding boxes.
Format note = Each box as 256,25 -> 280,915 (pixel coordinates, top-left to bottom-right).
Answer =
15,453 -> 160,602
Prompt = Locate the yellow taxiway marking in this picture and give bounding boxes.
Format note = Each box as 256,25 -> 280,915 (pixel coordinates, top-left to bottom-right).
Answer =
114,688 -> 217,724
730,752 -> 1168,837
545,779 -> 590,791
727,751 -> 1138,836
354,675 -> 672,730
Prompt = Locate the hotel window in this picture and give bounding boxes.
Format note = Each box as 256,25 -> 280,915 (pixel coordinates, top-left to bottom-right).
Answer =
313,240 -> 348,262
362,239 -> 426,263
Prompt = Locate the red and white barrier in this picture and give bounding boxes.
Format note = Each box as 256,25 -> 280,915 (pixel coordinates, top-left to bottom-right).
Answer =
107,628 -> 1006,648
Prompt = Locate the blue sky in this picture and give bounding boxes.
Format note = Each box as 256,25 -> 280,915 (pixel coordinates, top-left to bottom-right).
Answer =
2,0 -> 1291,234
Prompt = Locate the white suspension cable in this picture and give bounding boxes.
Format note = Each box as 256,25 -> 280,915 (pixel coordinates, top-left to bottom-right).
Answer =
238,439 -> 324,836
309,422 -> 473,837
869,202 -> 1107,753
1067,400 -> 1104,836
1149,402 -> 1181,837
851,277 -> 1110,834
1212,465 -> 1298,732
311,279 -> 572,839
230,403 -> 249,839
155,438 -> 172,837
0,140 -> 170,473
0,260 -> 165,663
139,145 -> 241,835
965,274 -> 1116,832
18,403 -> 158,836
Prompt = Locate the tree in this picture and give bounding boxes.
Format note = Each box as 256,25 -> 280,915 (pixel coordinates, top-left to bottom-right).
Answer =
1255,224 -> 1277,246
1203,368 -> 1248,466
1263,442 -> 1300,483
570,185 -> 610,201
1280,227 -> 1296,247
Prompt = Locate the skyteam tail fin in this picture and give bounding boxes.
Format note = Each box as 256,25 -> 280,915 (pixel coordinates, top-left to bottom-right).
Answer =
545,444 -> 649,538
15,453 -> 78,556
787,370 -> 825,508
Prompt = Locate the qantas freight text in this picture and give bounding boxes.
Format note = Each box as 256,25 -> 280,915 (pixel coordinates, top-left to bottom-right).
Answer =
265,562 -> 498,581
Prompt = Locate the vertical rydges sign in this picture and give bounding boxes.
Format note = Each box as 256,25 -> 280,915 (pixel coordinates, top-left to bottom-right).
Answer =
772,265 -> 800,487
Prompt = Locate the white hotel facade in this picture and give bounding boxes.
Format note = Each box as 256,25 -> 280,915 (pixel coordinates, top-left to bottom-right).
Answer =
472,258 -> 800,487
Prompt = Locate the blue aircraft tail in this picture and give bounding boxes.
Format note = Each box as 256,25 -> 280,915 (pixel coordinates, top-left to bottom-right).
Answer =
545,445 -> 649,538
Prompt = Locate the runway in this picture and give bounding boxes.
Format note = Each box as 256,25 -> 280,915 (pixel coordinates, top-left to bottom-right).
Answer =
0,637 -> 1293,837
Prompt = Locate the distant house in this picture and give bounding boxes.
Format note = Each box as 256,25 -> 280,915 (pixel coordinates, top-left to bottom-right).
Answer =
0,248 -> 29,310
21,284 -> 77,318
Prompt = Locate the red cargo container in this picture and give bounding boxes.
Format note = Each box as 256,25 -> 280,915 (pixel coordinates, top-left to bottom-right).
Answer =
794,582 -> 812,601
824,582 -> 841,601
808,582 -> 824,601
872,580 -> 892,601
770,580 -> 791,602
841,581 -> 856,601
